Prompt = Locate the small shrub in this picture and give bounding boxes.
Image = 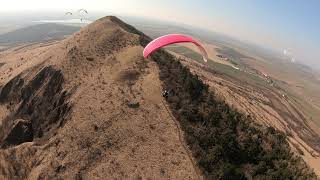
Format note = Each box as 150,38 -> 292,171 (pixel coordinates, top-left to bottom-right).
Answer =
127,102 -> 140,108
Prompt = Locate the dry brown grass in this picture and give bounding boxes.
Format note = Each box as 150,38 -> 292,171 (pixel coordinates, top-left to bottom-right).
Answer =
0,16 -> 200,180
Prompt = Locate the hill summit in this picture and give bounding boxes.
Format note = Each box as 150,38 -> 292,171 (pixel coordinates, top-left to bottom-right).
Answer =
0,16 -> 199,179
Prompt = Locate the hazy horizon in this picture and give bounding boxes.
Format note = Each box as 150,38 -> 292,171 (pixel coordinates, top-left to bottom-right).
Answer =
0,0 -> 319,69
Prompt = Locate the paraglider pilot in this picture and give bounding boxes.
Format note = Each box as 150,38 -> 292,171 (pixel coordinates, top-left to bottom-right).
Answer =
162,90 -> 169,98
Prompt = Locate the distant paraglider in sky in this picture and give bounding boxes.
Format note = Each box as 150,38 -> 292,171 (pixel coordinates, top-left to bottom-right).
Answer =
283,49 -> 296,63
64,9 -> 89,23
78,9 -> 88,14
78,9 -> 88,21
143,34 -> 208,62
283,49 -> 288,56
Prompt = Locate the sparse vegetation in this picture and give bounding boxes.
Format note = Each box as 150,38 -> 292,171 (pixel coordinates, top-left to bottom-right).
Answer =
127,102 -> 140,108
152,50 -> 317,179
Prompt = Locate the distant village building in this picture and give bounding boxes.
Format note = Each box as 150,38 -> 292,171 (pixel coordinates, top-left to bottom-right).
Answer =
217,54 -> 224,58
262,72 -> 269,78
231,65 -> 240,70
216,54 -> 228,61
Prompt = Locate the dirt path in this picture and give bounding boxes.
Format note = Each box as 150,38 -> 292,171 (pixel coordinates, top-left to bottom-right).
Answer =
161,99 -> 202,180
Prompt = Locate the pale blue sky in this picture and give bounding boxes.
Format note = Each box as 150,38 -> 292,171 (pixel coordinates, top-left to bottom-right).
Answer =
1,0 -> 319,66
129,0 -> 319,65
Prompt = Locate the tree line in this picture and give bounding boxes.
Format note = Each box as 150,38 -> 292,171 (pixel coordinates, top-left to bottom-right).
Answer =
151,50 -> 316,179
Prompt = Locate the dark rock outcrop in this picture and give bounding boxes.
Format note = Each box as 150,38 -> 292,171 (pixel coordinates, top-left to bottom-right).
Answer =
2,119 -> 33,147
0,66 -> 72,148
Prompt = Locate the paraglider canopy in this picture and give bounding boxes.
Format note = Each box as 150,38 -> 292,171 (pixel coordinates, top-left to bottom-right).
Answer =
78,9 -> 88,14
77,9 -> 88,22
143,34 -> 208,62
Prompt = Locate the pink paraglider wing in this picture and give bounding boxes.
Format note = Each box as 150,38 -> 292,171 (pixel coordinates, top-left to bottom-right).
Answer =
143,34 -> 208,62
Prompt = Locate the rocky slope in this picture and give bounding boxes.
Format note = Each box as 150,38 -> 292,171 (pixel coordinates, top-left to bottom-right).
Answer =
0,16 -> 199,179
